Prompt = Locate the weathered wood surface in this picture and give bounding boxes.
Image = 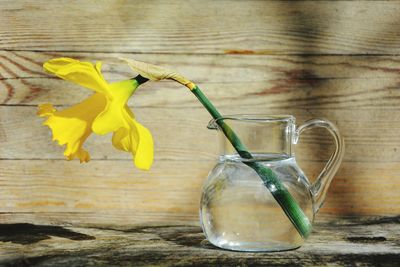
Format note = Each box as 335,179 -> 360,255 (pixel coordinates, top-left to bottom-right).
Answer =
2,106 -> 399,162
0,160 -> 398,222
1,0 -> 400,234
2,51 -> 400,107
0,216 -> 399,266
1,50 -> 400,217
2,1 -> 400,54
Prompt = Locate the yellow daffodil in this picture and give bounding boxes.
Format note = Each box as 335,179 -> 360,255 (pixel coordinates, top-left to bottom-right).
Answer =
38,58 -> 153,170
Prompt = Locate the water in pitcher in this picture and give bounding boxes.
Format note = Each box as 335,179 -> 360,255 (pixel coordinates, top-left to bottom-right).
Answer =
200,153 -> 314,252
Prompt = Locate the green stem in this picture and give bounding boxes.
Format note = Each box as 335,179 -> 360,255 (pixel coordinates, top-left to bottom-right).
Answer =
191,86 -> 312,238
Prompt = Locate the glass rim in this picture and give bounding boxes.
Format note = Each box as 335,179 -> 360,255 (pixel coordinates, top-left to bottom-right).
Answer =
208,114 -> 295,129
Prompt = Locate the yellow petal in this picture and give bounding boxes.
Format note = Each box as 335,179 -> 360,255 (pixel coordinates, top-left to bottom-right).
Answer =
112,127 -> 136,152
43,58 -> 111,96
92,100 -> 126,135
43,58 -> 79,73
132,120 -> 154,170
37,93 -> 106,163
67,148 -> 91,163
111,106 -> 154,170
92,80 -> 138,135
37,103 -> 57,117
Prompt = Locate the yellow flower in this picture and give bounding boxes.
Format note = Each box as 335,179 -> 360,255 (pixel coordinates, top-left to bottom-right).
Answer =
38,58 -> 154,170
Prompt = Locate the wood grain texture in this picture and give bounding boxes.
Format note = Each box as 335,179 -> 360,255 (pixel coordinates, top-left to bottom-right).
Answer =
2,51 -> 400,108
0,216 -> 399,266
1,0 -> 400,227
2,1 -> 400,54
2,105 -> 400,163
0,160 -> 399,220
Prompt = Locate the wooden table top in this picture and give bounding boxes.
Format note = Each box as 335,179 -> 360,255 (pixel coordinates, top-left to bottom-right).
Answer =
1,215 -> 399,266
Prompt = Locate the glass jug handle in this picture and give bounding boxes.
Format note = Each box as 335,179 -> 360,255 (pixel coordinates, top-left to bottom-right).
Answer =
294,118 -> 345,213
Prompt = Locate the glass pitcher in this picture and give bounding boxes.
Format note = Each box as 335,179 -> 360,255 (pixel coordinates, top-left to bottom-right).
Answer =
200,115 -> 344,252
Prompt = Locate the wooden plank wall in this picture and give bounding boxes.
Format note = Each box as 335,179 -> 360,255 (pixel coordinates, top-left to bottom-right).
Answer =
1,1 -> 399,225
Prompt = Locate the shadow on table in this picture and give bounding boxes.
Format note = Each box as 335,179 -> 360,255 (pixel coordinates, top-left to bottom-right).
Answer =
0,223 -> 95,244
122,224 -> 216,250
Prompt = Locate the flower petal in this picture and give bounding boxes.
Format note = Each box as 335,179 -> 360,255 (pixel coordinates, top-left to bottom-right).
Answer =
43,58 -> 111,96
91,100 -> 126,135
131,120 -> 154,170
42,58 -> 79,73
37,93 -> 106,163
112,127 -> 136,152
111,106 -> 154,170
91,80 -> 138,135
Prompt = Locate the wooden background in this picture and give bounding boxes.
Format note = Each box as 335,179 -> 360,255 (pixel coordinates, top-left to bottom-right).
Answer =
1,0 -> 399,226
